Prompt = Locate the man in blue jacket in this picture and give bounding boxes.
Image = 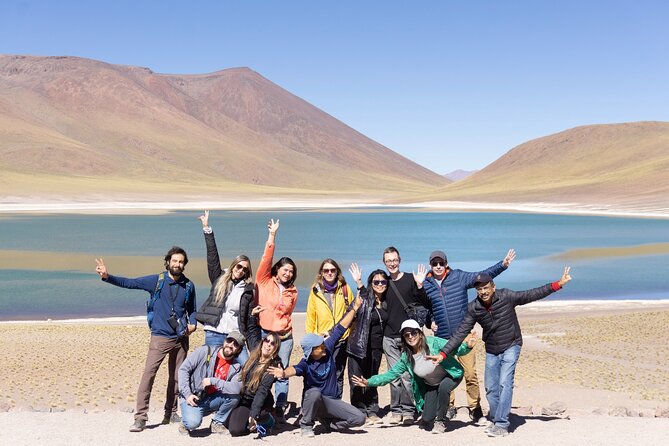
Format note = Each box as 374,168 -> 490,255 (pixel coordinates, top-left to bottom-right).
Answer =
268,296 -> 365,437
422,248 -> 515,423
95,247 -> 197,432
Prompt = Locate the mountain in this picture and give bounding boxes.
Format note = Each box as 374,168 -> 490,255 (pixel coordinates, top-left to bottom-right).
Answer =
0,55 -> 448,199
444,169 -> 478,182
421,122 -> 669,210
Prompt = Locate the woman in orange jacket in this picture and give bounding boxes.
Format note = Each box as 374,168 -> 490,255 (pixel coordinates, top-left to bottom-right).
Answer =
255,219 -> 298,423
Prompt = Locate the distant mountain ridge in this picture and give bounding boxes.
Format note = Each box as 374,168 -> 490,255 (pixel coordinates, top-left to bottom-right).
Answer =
444,169 -> 478,181
424,122 -> 669,209
0,54 -> 448,197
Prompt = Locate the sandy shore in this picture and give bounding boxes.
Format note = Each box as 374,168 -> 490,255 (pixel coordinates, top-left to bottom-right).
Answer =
1,301 -> 668,445
1,198 -> 668,218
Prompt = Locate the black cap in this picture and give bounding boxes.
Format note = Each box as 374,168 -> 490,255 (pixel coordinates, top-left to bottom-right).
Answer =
429,250 -> 447,263
473,273 -> 493,287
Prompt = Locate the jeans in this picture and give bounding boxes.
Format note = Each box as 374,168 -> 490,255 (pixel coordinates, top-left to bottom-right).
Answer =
204,330 -> 249,365
262,330 -> 293,409
180,392 -> 240,428
382,336 -> 415,416
485,344 -> 521,429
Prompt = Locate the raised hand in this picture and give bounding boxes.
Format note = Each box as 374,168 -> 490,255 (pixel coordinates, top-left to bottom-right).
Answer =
503,249 -> 516,267
558,266 -> 571,287
95,258 -> 108,279
350,375 -> 369,388
413,264 -> 426,288
267,366 -> 285,379
349,263 -> 362,284
198,210 -> 210,228
267,219 -> 280,235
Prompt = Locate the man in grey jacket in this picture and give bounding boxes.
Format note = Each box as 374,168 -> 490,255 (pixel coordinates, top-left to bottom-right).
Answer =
177,331 -> 245,436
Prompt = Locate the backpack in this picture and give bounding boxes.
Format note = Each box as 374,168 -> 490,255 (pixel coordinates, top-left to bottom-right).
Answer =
147,272 -> 194,335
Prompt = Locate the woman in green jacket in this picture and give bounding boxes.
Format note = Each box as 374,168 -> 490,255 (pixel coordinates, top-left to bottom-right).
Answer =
351,319 -> 474,433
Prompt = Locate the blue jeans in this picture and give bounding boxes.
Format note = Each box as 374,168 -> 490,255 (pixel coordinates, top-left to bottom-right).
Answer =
180,392 -> 240,428
484,344 -> 521,430
262,330 -> 293,409
204,330 -> 249,365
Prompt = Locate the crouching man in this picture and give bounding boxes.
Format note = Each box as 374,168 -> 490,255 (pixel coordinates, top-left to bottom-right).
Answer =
177,331 -> 245,436
268,296 -> 365,437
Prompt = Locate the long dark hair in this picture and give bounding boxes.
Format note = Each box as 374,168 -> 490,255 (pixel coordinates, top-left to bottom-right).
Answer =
366,269 -> 389,304
271,257 -> 297,287
241,333 -> 281,394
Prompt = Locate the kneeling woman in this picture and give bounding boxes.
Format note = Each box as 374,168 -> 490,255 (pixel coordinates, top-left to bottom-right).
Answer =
227,332 -> 282,437
352,319 -> 475,433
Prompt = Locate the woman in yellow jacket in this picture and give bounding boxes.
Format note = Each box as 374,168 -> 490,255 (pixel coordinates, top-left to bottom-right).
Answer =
305,258 -> 354,398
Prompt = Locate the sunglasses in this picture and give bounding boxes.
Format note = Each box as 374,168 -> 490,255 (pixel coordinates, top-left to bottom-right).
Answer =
263,338 -> 276,346
321,268 -> 337,274
402,329 -> 421,339
430,260 -> 446,267
372,280 -> 388,286
225,338 -> 241,348
234,264 -> 249,273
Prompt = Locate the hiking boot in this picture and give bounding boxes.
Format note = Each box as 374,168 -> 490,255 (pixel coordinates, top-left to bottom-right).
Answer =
129,419 -> 146,432
401,415 -> 415,426
162,412 -> 181,424
274,407 -> 287,424
178,423 -> 190,436
386,413 -> 402,425
366,414 -> 383,426
301,425 -> 315,437
431,420 -> 447,434
469,405 -> 484,423
445,406 -> 457,420
487,425 -> 509,437
210,420 -> 230,435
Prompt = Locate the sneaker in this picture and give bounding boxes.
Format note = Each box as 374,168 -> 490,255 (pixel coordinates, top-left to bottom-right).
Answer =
431,420 -> 447,434
162,412 -> 181,424
487,425 -> 509,437
483,422 -> 495,433
401,415 -> 415,426
178,423 -> 190,436
386,413 -> 403,425
469,405 -> 484,423
445,406 -> 457,420
210,420 -> 230,435
129,419 -> 146,432
366,414 -> 383,426
274,407 -> 287,424
301,425 -> 315,438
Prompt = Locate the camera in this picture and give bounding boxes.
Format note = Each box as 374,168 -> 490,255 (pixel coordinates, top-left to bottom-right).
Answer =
167,314 -> 179,331
192,389 -> 206,400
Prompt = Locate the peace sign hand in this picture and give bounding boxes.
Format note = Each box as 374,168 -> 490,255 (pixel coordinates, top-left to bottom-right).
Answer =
95,258 -> 109,280
558,266 -> 571,287
198,210 -> 210,228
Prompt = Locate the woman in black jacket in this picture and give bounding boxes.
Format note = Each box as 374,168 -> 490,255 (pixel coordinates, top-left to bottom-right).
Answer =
196,211 -> 260,363
227,332 -> 282,437
346,264 -> 388,425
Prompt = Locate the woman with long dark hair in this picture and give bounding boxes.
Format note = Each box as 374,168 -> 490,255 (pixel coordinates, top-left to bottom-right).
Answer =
305,258 -> 354,398
255,219 -> 298,423
196,211 -> 260,363
352,319 -> 475,433
346,265 -> 388,424
227,332 -> 282,437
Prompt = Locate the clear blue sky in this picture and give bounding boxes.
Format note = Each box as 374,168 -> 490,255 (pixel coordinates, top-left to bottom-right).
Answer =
2,1 -> 668,172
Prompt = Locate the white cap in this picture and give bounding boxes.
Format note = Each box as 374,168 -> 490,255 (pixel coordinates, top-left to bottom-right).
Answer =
400,319 -> 420,332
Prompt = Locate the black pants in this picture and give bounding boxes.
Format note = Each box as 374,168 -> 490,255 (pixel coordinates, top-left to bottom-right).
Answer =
422,375 -> 462,424
227,404 -> 251,437
348,348 -> 383,416
333,341 -> 348,399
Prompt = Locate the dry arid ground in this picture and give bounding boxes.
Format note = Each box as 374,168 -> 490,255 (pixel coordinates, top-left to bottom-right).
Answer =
1,304 -> 669,445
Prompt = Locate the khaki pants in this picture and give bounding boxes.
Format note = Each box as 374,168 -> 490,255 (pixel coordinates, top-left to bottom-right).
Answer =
135,335 -> 189,421
450,348 -> 481,409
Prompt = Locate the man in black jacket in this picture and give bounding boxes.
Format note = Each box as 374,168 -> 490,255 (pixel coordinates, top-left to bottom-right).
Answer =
430,267 -> 571,438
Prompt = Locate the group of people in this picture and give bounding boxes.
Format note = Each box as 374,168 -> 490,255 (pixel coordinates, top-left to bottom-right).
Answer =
95,211 -> 572,438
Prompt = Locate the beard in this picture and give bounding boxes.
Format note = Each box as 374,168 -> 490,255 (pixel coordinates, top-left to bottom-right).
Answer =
168,265 -> 183,277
